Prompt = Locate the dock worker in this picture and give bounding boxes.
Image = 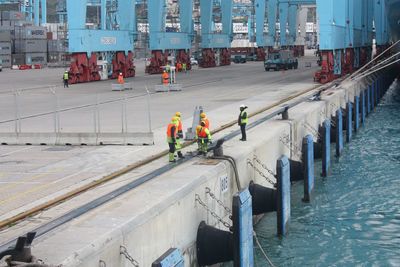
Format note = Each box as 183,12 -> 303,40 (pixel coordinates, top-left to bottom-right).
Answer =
175,111 -> 185,159
238,104 -> 248,141
196,120 -> 212,155
200,112 -> 210,129
63,70 -> 69,88
182,62 -> 187,73
118,72 -> 124,84
162,70 -> 169,85
167,116 -> 179,163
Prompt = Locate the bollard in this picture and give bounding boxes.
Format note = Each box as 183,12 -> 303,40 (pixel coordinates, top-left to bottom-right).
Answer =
346,102 -> 352,143
361,90 -> 366,126
302,135 -> 314,202
354,96 -> 359,133
232,189 -> 254,267
277,155 -> 291,236
335,109 -> 343,157
321,120 -> 331,177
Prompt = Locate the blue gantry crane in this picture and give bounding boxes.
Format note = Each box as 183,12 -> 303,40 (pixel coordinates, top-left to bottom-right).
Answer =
255,0 -> 315,60
65,0 -> 137,83
145,0 -> 194,74
0,0 -> 46,25
199,0 -> 233,68
314,0 -> 380,83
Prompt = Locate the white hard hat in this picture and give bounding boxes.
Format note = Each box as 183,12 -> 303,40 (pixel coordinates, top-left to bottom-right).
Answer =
240,104 -> 246,108
119,72 -> 122,75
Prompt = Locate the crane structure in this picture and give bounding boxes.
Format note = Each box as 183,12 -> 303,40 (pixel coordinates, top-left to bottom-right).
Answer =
314,0 -> 382,84
0,0 -> 46,25
255,0 -> 315,61
199,0 -> 233,68
145,0 -> 194,74
66,0 -> 137,84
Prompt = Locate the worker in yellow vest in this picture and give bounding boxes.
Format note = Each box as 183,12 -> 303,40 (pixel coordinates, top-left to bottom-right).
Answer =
174,112 -> 184,158
196,121 -> 212,155
167,117 -> 179,162
238,104 -> 248,141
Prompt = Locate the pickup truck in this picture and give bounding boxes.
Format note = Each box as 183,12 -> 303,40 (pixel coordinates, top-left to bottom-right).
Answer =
264,50 -> 298,71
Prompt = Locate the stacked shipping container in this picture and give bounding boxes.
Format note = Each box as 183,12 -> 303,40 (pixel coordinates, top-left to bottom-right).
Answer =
13,26 -> 47,65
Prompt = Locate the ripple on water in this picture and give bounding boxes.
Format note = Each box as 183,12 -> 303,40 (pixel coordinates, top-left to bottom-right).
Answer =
254,84 -> 400,266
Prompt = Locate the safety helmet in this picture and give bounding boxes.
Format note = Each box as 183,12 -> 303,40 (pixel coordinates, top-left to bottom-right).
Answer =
240,104 -> 246,108
171,116 -> 178,123
175,112 -> 181,117
119,72 -> 122,75
64,70 -> 68,73
196,125 -> 202,131
200,112 -> 206,118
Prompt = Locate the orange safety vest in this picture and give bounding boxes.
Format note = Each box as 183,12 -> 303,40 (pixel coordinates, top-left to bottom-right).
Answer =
162,72 -> 169,84
178,120 -> 182,132
167,123 -> 176,138
203,118 -> 210,129
118,74 -> 124,84
197,127 -> 208,138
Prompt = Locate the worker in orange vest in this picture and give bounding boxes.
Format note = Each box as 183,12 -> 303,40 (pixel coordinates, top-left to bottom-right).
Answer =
195,120 -> 212,155
162,70 -> 169,85
118,72 -> 124,84
174,111 -> 184,158
200,112 -> 210,129
167,117 -> 179,162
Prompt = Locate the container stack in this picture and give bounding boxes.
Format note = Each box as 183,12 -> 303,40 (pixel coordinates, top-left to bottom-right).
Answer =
47,39 -> 69,67
13,25 -> 47,66
0,31 -> 12,68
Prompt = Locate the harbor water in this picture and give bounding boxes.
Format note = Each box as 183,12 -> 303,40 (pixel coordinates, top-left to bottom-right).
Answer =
254,82 -> 400,266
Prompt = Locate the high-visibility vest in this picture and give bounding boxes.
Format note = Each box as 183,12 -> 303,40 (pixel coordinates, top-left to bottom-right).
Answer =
197,127 -> 210,139
167,123 -> 176,142
162,72 -> 169,83
118,75 -> 124,84
63,72 -> 68,80
203,118 -> 210,129
178,119 -> 182,132
240,110 -> 248,125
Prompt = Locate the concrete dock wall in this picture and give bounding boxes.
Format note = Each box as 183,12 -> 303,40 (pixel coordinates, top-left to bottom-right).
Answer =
30,73 -> 391,266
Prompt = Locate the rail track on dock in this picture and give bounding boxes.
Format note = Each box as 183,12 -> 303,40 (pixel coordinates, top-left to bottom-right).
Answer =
0,79 -> 337,251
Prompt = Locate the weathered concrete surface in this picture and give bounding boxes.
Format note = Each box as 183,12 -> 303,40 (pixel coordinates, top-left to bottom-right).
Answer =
0,55 -> 319,224
0,71 -> 382,266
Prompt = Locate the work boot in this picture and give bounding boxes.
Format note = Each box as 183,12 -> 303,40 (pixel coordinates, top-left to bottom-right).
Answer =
169,153 -> 176,162
177,151 -> 185,159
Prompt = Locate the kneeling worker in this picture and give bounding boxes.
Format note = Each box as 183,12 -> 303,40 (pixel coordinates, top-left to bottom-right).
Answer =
196,121 -> 212,155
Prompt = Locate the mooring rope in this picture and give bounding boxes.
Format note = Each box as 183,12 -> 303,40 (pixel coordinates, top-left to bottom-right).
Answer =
253,231 -> 276,267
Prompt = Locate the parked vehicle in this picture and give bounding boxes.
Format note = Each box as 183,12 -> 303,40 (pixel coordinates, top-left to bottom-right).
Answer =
233,55 -> 247,63
264,50 -> 298,71
190,57 -> 198,66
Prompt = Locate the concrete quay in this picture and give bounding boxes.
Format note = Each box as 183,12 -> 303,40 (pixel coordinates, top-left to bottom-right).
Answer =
4,51 -> 387,266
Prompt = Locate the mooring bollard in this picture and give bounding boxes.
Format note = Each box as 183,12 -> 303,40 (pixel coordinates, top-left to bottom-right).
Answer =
277,155 -> 291,236
335,108 -> 343,157
354,95 -> 360,133
346,102 -> 352,143
302,135 -> 314,202
321,119 -> 331,177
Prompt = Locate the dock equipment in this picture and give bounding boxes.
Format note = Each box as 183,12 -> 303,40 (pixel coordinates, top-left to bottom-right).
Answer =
145,0 -> 194,74
66,0 -> 137,84
199,0 -> 233,68
314,0 -> 388,84
0,0 -> 46,25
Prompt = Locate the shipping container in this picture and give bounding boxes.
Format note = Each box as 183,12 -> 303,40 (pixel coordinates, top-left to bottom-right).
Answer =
25,52 -> 47,65
47,52 -> 70,63
0,31 -> 11,42
1,11 -> 25,21
0,41 -> 12,55
0,54 -> 12,67
14,26 -> 47,39
47,39 -> 68,52
12,53 -> 25,65
15,39 -> 47,53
